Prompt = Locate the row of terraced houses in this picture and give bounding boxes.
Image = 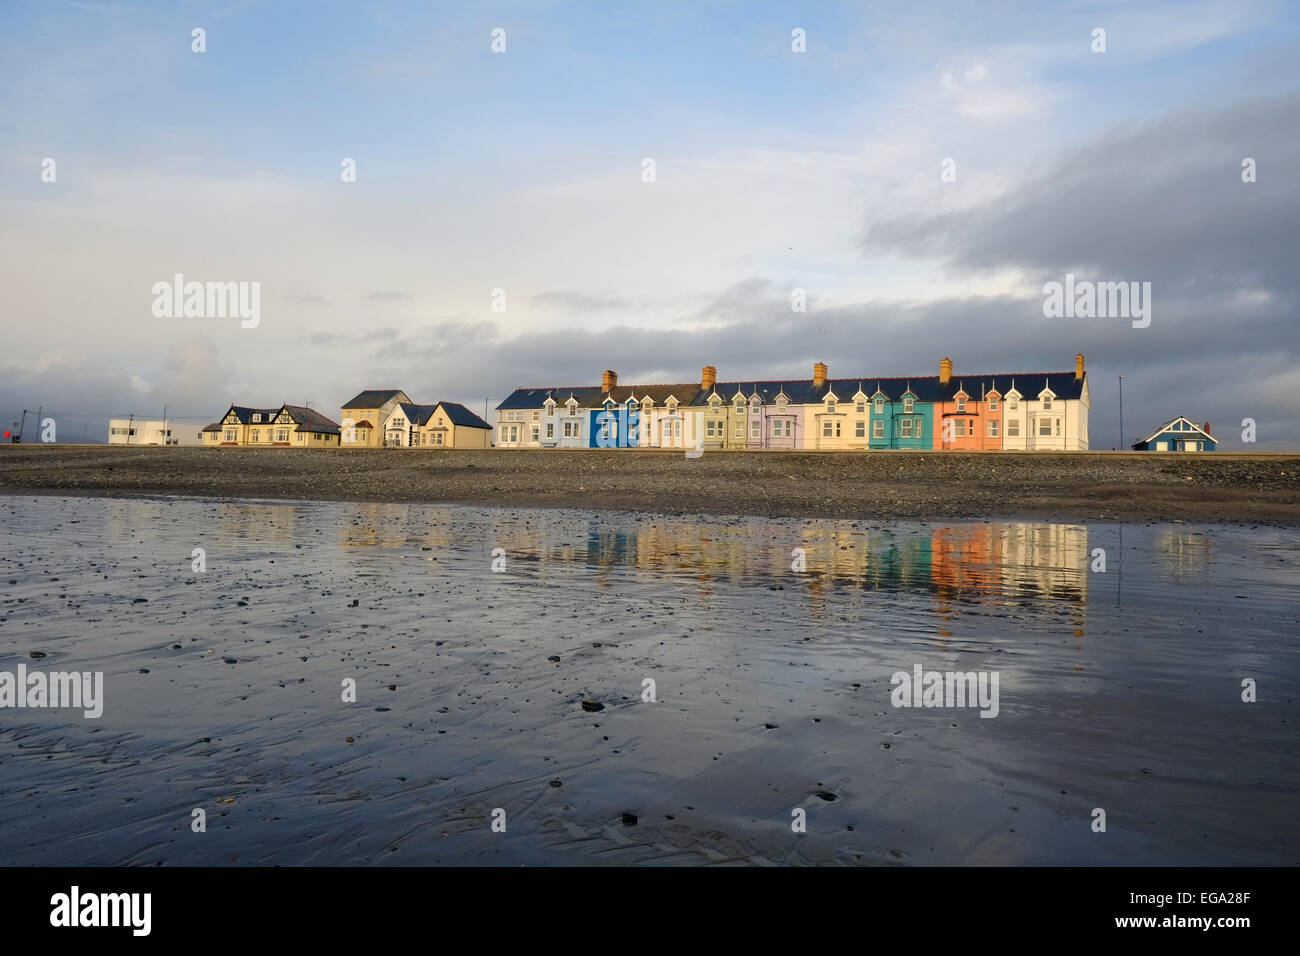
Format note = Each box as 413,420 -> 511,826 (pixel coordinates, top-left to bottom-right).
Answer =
494,355 -> 1091,451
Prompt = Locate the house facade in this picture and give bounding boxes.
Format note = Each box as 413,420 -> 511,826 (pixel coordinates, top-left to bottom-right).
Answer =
495,355 -> 1090,451
385,401 -> 493,448
340,389 -> 411,447
201,404 -> 341,446
1132,417 -> 1216,452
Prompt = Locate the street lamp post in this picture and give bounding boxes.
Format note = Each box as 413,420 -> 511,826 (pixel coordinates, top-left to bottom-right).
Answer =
1118,375 -> 1124,451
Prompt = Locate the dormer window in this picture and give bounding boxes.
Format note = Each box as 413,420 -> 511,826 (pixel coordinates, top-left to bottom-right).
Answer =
545,401 -> 555,417
827,400 -> 836,414
1042,395 -> 1053,410
708,395 -> 720,407
956,396 -> 966,412
856,400 -> 865,414
566,400 -> 578,415
874,396 -> 884,413
903,396 -> 915,414
989,396 -> 999,412
252,414 -> 261,423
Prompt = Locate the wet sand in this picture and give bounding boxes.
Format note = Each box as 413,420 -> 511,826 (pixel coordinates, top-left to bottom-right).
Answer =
1,495 -> 1296,865
1,446 -> 1298,525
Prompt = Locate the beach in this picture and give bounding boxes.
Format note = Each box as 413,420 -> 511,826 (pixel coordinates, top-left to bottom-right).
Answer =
1,446 -> 1297,524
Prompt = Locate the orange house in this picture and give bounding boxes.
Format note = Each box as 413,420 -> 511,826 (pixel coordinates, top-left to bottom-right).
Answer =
932,359 -> 1005,450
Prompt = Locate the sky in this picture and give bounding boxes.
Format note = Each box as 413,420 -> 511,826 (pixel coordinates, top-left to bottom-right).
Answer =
1,0 -> 1297,447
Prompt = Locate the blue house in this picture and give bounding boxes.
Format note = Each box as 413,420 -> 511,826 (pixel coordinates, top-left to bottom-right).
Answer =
1132,417 -> 1217,452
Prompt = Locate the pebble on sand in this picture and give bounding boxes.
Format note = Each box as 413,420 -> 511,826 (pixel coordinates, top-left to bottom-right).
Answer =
581,699 -> 604,712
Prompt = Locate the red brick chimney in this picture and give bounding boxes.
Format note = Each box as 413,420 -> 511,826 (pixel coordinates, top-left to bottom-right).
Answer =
701,365 -> 717,389
813,362 -> 827,387
939,357 -> 953,384
1203,421 -> 1211,435
602,369 -> 617,392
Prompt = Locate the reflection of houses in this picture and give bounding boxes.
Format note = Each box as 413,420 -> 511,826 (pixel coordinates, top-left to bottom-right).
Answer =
1155,528 -> 1211,576
1132,417 -> 1216,452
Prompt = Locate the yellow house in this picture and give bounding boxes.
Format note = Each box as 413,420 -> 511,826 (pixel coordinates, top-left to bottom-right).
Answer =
392,401 -> 493,448
202,404 -> 341,446
340,389 -> 411,447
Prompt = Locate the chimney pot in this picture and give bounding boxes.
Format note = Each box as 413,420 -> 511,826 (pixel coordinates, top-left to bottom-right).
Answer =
813,362 -> 828,387
1203,421 -> 1211,435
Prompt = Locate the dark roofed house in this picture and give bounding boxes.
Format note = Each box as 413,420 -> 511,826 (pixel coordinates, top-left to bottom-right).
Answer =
340,389 -> 411,447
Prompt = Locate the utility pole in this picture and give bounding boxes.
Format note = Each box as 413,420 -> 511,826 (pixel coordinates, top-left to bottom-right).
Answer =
36,406 -> 43,442
162,405 -> 169,445
1118,376 -> 1124,451
127,413 -> 133,445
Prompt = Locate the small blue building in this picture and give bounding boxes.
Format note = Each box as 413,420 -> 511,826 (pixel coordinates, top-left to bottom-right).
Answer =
1132,417 -> 1217,452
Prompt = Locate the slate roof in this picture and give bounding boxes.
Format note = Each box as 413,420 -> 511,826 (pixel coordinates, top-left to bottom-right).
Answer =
435,402 -> 491,429
395,402 -> 438,426
498,370 -> 1086,411
202,405 -> 281,431
1132,416 -> 1213,449
342,389 -> 407,409
280,405 -> 341,435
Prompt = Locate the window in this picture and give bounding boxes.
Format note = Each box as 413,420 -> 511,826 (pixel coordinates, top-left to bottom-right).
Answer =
735,423 -> 744,439
956,396 -> 966,412
1008,397 -> 1018,411
224,429 -> 236,442
827,401 -> 836,414
1039,419 -> 1053,436
874,396 -> 884,413
855,421 -> 865,438
901,419 -> 913,438
546,423 -> 554,438
546,404 -> 555,417
903,396 -> 914,414
772,421 -> 787,438
989,420 -> 999,437
822,421 -> 833,437
873,420 -> 884,439
251,429 -> 259,442
736,400 -> 745,413
1042,396 -> 1052,410
705,420 -> 718,438
532,411 -> 540,421
989,397 -> 998,411
277,429 -> 289,442
856,401 -> 865,414
531,425 -> 539,442
751,420 -> 760,438
252,414 -> 261,423
1007,419 -> 1020,437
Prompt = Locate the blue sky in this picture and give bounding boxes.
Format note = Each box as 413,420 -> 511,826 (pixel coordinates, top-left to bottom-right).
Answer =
2,0 -> 1298,446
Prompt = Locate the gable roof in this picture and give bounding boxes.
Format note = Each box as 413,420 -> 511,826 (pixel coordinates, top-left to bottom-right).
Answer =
395,402 -> 438,426
1133,416 -> 1213,448
435,401 -> 491,429
497,369 -> 1087,410
342,389 -> 408,409
279,404 -> 341,435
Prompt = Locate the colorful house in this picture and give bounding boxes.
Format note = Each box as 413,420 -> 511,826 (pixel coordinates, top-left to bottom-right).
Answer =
1132,417 -> 1216,452
494,354 -> 1090,451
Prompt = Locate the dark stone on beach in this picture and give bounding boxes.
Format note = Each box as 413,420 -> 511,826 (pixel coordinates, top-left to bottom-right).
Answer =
387,684 -> 396,691
139,668 -> 149,673
547,655 -> 560,663
132,598 -> 147,603
814,791 -> 837,801
549,779 -> 562,788
621,812 -> 638,826
375,706 -> 390,712
582,699 -> 604,712
765,723 -> 778,729
29,651 -> 46,659
349,599 -> 359,607
172,644 -> 182,650
224,658 -> 237,664
881,742 -> 891,749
